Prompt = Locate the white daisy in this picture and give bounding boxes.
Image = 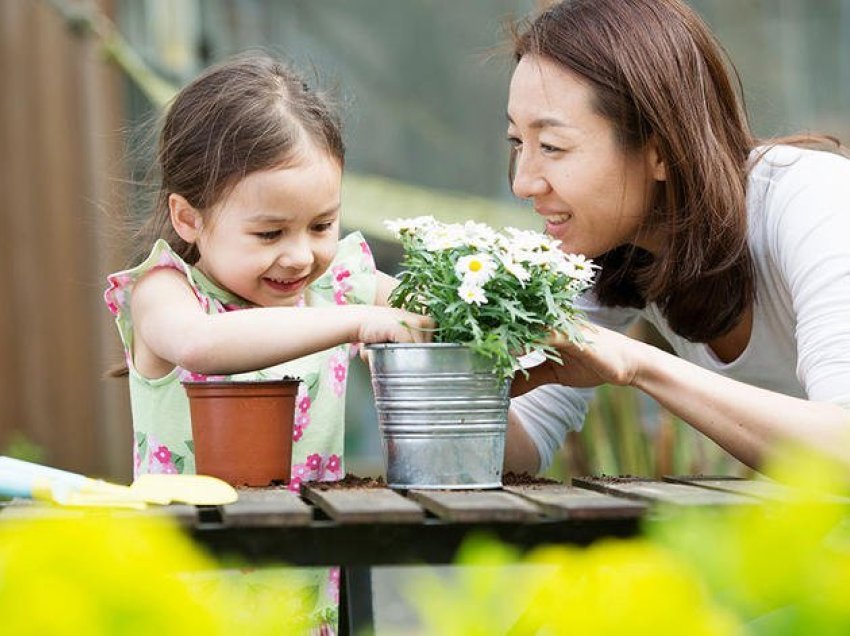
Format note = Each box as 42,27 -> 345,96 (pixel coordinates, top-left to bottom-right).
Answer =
559,253 -> 597,282
384,216 -> 437,237
455,253 -> 497,284
498,253 -> 530,284
458,281 -> 488,305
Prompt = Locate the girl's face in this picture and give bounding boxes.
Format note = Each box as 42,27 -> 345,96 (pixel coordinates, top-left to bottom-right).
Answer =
192,147 -> 342,307
507,55 -> 665,258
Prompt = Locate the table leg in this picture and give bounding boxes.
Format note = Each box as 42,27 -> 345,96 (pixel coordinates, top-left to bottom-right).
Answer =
339,566 -> 374,636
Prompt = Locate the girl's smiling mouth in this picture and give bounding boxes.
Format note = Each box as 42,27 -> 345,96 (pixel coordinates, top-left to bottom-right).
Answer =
263,275 -> 310,293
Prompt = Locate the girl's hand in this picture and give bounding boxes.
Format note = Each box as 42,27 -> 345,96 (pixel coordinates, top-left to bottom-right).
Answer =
547,323 -> 642,388
357,307 -> 434,344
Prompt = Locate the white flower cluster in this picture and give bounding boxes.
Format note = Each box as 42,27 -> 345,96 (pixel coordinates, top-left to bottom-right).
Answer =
385,216 -> 597,306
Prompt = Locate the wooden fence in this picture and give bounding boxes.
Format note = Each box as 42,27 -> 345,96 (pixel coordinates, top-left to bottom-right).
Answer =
0,0 -> 132,479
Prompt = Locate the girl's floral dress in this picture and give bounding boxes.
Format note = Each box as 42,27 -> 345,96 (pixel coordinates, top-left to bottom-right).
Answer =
104,231 -> 377,634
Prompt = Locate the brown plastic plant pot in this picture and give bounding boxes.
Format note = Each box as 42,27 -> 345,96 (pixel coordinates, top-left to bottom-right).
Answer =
183,378 -> 301,487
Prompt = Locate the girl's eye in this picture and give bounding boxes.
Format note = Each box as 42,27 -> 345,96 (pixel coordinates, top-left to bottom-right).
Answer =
507,136 -> 522,149
313,221 -> 335,233
540,143 -> 564,154
254,230 -> 281,241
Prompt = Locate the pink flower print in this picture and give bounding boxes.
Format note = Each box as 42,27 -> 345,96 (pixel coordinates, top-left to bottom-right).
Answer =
306,453 -> 322,471
292,463 -> 314,480
326,454 -> 341,473
331,265 -> 353,305
133,445 -> 142,476
323,455 -> 343,481
293,424 -> 304,442
333,266 -> 352,283
298,395 -> 311,412
179,370 -> 208,382
152,445 -> 171,464
327,567 -> 341,605
178,369 -> 227,383
147,443 -> 178,474
328,350 -> 348,397
287,476 -> 303,493
360,240 -> 376,270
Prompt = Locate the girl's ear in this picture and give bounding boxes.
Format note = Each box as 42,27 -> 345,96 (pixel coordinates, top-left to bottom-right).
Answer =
645,135 -> 667,182
169,193 -> 203,243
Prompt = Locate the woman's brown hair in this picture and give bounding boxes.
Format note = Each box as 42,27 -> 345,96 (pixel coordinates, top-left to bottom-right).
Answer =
128,51 -> 345,269
512,0 -> 756,341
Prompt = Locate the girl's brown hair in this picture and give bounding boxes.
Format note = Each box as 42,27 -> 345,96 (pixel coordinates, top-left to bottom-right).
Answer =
129,51 -> 345,268
512,0 -> 756,341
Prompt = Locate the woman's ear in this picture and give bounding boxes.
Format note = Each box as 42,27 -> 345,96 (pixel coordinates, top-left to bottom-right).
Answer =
645,135 -> 667,182
169,193 -> 202,243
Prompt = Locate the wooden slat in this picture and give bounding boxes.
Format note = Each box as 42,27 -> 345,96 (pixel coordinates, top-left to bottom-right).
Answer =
505,484 -> 647,520
666,476 -> 850,504
220,489 -> 312,527
408,490 -> 540,522
302,486 -> 424,524
573,477 -> 755,506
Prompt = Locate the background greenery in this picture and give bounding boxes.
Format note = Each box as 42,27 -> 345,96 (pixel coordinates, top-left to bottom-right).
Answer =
16,0 -> 840,479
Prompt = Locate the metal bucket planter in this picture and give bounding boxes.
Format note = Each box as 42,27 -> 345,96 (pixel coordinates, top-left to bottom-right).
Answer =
365,343 -> 511,489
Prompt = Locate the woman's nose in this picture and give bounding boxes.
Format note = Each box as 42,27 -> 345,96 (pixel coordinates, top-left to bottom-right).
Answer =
511,152 -> 548,199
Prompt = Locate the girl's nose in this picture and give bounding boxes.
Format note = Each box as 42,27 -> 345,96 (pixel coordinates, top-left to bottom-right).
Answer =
278,237 -> 314,270
511,152 -> 549,199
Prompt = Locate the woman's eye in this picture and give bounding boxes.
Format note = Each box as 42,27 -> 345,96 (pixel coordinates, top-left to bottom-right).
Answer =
254,230 -> 281,240
540,143 -> 563,154
507,136 -> 522,149
313,221 -> 335,233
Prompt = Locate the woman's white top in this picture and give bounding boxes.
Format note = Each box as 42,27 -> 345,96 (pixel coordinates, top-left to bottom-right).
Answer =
511,145 -> 850,470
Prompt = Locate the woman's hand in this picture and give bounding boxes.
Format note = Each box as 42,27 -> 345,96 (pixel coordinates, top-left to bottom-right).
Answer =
356,307 -> 434,344
547,323 -> 643,388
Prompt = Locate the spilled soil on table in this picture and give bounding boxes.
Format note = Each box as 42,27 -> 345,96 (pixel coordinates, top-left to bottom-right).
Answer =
310,474 -> 388,490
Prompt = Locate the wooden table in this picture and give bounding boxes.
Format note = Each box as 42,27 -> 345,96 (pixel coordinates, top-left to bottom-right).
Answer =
0,475 -> 777,635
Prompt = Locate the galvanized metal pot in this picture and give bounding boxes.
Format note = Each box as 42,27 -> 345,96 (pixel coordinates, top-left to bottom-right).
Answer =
365,343 -> 511,489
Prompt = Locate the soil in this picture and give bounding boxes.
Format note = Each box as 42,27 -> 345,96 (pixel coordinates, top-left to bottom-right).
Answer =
502,471 -> 561,486
309,474 -> 388,491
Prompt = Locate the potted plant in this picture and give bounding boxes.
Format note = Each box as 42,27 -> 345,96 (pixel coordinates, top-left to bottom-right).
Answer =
366,216 -> 595,489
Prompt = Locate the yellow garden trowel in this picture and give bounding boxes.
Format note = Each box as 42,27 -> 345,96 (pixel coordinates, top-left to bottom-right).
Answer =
0,456 -> 237,509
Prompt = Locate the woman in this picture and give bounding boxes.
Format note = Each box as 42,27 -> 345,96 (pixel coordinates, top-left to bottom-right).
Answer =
504,0 -> 850,474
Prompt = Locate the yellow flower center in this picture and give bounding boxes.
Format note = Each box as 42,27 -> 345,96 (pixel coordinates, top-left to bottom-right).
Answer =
469,260 -> 482,272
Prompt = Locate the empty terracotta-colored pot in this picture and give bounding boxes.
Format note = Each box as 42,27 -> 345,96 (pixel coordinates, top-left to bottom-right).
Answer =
183,379 -> 300,487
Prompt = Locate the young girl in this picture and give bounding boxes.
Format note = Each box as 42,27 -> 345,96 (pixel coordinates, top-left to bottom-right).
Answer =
104,52 -> 430,632
504,0 -> 850,475
105,52 -> 430,482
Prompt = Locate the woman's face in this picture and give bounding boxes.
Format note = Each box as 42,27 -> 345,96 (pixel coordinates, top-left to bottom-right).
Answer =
507,55 -> 665,258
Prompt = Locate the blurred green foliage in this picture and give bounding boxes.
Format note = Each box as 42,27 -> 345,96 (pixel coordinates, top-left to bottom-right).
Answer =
545,384 -> 749,482
406,447 -> 850,635
1,433 -> 46,464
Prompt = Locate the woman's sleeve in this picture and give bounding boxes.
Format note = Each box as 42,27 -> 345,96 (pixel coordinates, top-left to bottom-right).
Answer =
769,152 -> 850,408
509,295 -> 640,471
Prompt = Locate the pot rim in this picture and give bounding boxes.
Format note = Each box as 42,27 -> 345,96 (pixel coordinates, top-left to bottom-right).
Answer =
181,378 -> 300,387
364,343 -> 471,350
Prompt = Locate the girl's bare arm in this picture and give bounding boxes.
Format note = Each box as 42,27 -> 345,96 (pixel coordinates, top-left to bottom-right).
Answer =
130,267 -> 431,378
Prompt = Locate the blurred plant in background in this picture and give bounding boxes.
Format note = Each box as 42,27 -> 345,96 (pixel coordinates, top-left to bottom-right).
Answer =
548,384 -> 750,482
0,514 -> 311,635
406,446 -> 850,635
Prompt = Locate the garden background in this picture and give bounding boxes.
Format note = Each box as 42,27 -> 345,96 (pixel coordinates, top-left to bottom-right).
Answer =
1,0 -> 849,482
